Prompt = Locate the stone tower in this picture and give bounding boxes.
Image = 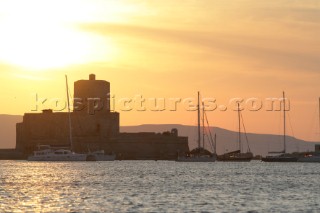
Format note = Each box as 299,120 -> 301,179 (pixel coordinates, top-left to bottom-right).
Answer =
74,74 -> 111,114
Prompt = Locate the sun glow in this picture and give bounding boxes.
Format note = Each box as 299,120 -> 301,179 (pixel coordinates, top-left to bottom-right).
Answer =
0,0 -> 120,71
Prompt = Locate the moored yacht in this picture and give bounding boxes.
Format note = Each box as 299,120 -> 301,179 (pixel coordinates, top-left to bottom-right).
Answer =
262,92 -> 298,162
217,150 -> 253,162
177,92 -> 216,162
262,152 -> 298,162
217,103 -> 253,162
177,147 -> 216,162
27,75 -> 86,162
297,153 -> 320,162
28,145 -> 87,161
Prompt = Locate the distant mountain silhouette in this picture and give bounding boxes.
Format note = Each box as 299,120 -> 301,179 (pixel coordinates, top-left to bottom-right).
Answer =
121,124 -> 318,156
0,115 -> 317,155
0,114 -> 23,148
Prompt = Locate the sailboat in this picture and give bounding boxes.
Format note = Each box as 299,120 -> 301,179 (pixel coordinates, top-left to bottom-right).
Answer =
27,76 -> 87,161
176,92 -> 216,162
298,97 -> 320,162
217,103 -> 253,162
262,92 -> 298,162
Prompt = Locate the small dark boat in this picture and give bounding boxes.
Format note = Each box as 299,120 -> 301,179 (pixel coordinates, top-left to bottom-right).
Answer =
262,92 -> 298,163
177,147 -> 216,162
218,150 -> 253,162
262,153 -> 298,162
177,92 -> 216,162
217,103 -> 253,162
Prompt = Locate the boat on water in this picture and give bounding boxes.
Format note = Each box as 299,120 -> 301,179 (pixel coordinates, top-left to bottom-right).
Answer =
298,153 -> 320,162
28,75 -> 87,162
262,152 -> 298,162
27,145 -> 87,161
298,98 -> 320,163
217,103 -> 253,162
86,150 -> 116,161
177,147 -> 216,162
217,150 -> 253,162
177,92 -> 216,162
262,92 -> 298,162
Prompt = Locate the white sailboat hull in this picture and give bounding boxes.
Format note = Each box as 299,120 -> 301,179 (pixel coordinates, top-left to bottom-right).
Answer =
28,154 -> 87,161
27,147 -> 87,161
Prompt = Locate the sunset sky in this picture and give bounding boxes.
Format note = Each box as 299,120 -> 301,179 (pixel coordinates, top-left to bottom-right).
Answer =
0,0 -> 319,142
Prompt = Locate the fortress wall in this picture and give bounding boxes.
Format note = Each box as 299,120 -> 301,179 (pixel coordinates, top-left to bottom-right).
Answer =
101,133 -> 189,160
16,111 -> 119,154
14,74 -> 189,160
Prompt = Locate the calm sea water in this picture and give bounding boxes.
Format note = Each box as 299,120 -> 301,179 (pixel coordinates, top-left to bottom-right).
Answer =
0,161 -> 319,212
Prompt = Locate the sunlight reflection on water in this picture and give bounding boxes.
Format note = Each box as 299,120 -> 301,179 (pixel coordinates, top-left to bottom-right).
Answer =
0,161 -> 319,212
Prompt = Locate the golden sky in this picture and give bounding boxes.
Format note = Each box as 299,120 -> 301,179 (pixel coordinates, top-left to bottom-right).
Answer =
0,0 -> 319,141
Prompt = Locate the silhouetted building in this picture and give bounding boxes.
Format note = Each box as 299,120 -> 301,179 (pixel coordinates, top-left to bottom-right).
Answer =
16,74 -> 189,160
74,73 -> 111,114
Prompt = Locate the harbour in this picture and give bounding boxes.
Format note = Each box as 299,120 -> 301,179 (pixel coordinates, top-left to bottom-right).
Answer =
1,160 -> 319,212
1,74 -> 319,162
0,0 -> 319,212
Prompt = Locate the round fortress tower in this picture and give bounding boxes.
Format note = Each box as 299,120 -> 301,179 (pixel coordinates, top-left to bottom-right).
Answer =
73,74 -> 110,113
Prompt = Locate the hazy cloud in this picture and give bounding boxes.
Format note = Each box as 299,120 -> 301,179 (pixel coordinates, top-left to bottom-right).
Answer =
80,23 -> 320,74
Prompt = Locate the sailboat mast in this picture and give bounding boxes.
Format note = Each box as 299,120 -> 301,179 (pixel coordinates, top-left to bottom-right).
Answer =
197,92 -> 201,150
238,103 -> 241,152
65,75 -> 73,151
202,101 -> 205,150
283,91 -> 286,153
